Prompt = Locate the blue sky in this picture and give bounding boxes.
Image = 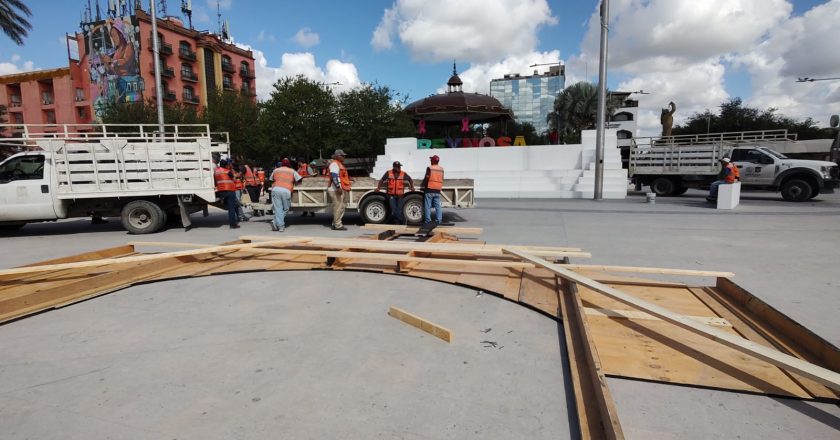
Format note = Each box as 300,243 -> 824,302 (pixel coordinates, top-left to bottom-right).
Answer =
2,1 -> 838,133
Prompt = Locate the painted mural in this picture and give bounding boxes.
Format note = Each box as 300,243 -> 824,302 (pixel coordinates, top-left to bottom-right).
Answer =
82,16 -> 143,118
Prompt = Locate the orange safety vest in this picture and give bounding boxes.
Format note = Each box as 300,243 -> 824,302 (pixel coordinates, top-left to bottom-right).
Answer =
234,171 -> 244,190
297,164 -> 310,177
328,160 -> 351,191
387,170 -> 406,196
725,163 -> 740,183
214,166 -> 236,192
427,165 -> 444,191
272,167 -> 296,191
243,165 -> 259,186
257,169 -> 266,184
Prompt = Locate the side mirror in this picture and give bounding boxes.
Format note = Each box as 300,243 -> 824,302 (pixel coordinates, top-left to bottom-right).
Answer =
761,156 -> 774,165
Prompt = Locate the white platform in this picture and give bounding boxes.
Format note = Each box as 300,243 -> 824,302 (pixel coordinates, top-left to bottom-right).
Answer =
717,182 -> 741,210
371,130 -> 628,199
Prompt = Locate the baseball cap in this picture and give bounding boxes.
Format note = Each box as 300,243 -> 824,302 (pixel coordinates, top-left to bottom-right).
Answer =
393,161 -> 402,167
430,155 -> 440,163
720,157 -> 731,163
334,149 -> 347,157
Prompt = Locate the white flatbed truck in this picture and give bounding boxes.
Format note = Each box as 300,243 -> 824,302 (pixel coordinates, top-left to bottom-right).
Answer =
0,123 -> 230,234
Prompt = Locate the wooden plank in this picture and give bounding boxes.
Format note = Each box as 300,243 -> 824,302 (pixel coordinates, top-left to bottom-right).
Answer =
560,279 -> 625,439
19,245 -> 136,267
363,224 -> 483,235
128,241 -> 215,249
231,248 -> 537,269
565,264 -> 733,278
0,238 -> 311,277
388,306 -> 452,342
584,307 -> 732,327
504,249 -> 840,393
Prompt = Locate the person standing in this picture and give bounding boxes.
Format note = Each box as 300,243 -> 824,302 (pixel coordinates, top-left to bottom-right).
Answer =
376,161 -> 414,224
327,149 -> 351,231
269,159 -> 302,232
421,155 -> 445,225
214,159 -> 239,229
707,157 -> 740,202
243,163 -> 261,203
297,159 -> 314,177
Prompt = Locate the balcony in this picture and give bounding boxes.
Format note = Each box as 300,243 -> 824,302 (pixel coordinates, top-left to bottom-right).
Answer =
149,63 -> 175,78
182,92 -> 200,105
181,71 -> 199,82
147,38 -> 173,55
239,67 -> 255,79
41,97 -> 55,107
8,97 -> 21,108
164,91 -> 177,101
221,62 -> 235,74
179,48 -> 197,61
240,85 -> 256,96
222,82 -> 234,91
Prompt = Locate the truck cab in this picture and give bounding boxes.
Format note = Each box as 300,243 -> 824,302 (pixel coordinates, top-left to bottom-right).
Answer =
730,146 -> 839,201
0,152 -> 60,227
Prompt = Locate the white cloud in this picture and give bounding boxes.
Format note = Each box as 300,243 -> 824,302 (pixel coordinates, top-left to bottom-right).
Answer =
256,30 -> 276,43
0,55 -> 35,76
292,27 -> 320,48
438,50 -> 562,94
251,50 -> 362,100
371,0 -> 557,63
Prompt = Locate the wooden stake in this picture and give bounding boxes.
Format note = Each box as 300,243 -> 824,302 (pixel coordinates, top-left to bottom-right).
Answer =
388,306 -> 452,342
504,248 -> 840,393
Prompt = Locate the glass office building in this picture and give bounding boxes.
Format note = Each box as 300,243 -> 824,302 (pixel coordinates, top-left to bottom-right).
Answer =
489,65 -> 565,135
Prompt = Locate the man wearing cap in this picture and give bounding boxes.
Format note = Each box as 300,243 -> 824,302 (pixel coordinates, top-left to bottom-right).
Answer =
269,158 -> 302,232
376,161 -> 415,224
327,149 -> 352,230
707,157 -> 740,202
214,159 -> 239,229
421,155 -> 445,225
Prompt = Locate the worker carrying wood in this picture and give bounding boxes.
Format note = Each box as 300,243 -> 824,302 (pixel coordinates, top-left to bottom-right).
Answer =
269,159 -> 302,232
376,161 -> 415,224
327,149 -> 352,231
421,155 -> 445,225
707,157 -> 740,202
214,159 -> 239,229
242,163 -> 262,203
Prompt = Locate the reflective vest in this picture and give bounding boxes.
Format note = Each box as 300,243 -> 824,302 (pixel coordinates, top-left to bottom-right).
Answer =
257,169 -> 266,184
234,171 -> 244,190
298,164 -> 310,177
427,165 -> 444,191
725,163 -> 740,183
272,167 -> 296,191
386,170 -> 406,196
214,166 -> 236,192
243,165 -> 259,186
329,160 -> 351,191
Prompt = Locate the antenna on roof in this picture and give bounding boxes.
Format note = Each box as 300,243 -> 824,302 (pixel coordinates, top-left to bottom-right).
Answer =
181,0 -> 193,29
453,60 -> 457,75
120,0 -> 127,16
158,0 -> 167,16
222,19 -> 230,41
95,0 -> 102,20
217,0 -> 222,35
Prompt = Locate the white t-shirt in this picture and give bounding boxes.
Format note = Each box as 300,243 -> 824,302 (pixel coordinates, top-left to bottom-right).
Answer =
327,161 -> 341,192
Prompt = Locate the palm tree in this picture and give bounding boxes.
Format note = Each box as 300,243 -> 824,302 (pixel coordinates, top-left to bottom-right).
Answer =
549,82 -> 623,144
0,0 -> 32,46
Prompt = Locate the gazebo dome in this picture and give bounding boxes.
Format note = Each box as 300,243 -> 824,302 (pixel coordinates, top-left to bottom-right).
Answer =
404,63 -> 512,123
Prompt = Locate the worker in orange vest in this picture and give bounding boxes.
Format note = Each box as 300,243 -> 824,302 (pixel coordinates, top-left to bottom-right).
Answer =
243,163 -> 261,203
327,149 -> 352,230
269,158 -> 302,232
707,157 -> 741,202
376,161 -> 415,224
421,155 -> 444,224
297,159 -> 314,177
214,159 -> 239,229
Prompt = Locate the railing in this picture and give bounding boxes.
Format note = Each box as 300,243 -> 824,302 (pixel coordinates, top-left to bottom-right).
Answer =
149,63 -> 174,77
181,71 -> 198,82
179,48 -> 196,61
147,38 -> 173,55
182,92 -> 200,104
222,82 -> 234,91
9,100 -> 21,108
240,86 -> 255,96
631,129 -> 797,149
221,62 -> 235,73
239,68 -> 255,78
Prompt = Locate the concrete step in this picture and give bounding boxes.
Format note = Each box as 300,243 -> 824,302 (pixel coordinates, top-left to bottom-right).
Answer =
581,169 -> 628,178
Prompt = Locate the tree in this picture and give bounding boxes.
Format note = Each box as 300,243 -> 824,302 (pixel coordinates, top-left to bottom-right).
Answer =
99,99 -> 201,132
0,0 -> 32,46
333,83 -> 415,157
481,120 -> 541,145
673,98 -> 830,140
550,82 -> 621,144
202,88 -> 259,159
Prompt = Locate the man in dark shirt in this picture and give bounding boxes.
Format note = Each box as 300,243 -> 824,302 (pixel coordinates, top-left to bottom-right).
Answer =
376,161 -> 414,224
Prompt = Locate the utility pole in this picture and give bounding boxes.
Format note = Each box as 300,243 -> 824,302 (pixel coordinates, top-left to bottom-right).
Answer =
150,0 -> 165,137
593,0 -> 610,200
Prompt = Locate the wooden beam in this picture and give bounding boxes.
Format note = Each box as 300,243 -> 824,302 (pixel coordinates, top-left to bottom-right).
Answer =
564,264 -> 734,278
584,307 -> 732,327
128,241 -> 216,249
504,248 -> 840,393
236,248 -> 536,269
0,238 -> 310,277
388,306 -> 452,342
362,224 -> 483,235
20,245 -> 137,267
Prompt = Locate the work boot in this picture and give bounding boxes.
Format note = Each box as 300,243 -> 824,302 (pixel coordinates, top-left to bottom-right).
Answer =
331,225 -> 347,231
270,223 -> 279,232
278,226 -> 285,232
230,224 -> 240,229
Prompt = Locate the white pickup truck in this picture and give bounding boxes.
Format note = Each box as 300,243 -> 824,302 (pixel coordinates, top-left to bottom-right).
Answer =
0,124 -> 230,233
630,144 -> 839,201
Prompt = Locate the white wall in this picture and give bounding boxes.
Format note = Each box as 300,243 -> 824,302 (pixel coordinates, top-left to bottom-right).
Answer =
372,129 -> 628,199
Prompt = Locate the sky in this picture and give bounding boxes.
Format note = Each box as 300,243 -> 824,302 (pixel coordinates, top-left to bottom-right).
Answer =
1,0 -> 839,135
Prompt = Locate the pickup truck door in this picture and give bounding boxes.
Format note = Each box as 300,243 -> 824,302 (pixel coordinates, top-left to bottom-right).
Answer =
731,149 -> 776,186
0,153 -> 57,221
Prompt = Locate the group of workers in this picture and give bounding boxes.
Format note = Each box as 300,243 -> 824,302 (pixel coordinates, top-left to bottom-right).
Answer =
214,150 -> 446,231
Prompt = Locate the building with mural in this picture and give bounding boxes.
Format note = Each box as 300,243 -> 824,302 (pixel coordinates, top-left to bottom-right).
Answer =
0,2 -> 255,132
489,65 -> 565,136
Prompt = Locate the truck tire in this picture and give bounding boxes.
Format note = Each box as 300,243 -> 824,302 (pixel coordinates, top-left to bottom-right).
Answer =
673,186 -> 689,196
401,194 -> 424,225
121,200 -> 167,234
651,177 -> 676,196
780,179 -> 812,202
360,195 -> 388,224
808,188 -> 820,199
0,223 -> 26,232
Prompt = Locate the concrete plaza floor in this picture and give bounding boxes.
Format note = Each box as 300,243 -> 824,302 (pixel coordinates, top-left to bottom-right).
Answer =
1,189 -> 839,439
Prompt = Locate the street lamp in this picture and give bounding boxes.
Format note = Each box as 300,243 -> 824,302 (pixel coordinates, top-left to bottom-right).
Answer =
594,0 -> 610,200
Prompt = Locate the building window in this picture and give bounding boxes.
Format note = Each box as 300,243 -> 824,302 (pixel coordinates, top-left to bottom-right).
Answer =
41,91 -> 54,105
12,112 -> 23,124
9,94 -> 22,107
240,61 -> 250,75
221,55 -> 234,73
612,111 -> 634,122
44,110 -> 56,124
223,74 -> 233,89
180,41 -> 191,55
77,106 -> 87,119
617,130 -> 633,140
75,88 -> 85,102
184,86 -> 194,100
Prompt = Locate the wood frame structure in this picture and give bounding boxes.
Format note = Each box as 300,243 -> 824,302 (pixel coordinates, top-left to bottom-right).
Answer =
1,229 -> 838,439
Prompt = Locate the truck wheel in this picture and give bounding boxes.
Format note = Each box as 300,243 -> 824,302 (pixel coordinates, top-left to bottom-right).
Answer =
121,200 -> 167,234
402,194 -> 424,226
651,177 -> 676,196
0,223 -> 26,232
673,186 -> 689,196
360,195 -> 388,224
781,179 -> 812,202
808,188 -> 820,199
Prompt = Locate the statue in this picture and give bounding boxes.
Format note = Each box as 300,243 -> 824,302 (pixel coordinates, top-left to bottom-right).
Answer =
660,101 -> 677,138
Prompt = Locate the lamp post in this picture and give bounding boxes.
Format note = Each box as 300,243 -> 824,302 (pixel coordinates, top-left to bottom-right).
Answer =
594,0 -> 610,200
149,0 -> 165,137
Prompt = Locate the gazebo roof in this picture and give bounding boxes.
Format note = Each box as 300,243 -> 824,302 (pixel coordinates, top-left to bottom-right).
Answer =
404,64 -> 512,123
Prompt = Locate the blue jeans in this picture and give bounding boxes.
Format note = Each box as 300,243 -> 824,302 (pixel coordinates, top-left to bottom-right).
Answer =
423,192 -> 442,224
709,180 -> 726,198
271,188 -> 291,228
388,195 -> 404,223
219,191 -> 238,226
